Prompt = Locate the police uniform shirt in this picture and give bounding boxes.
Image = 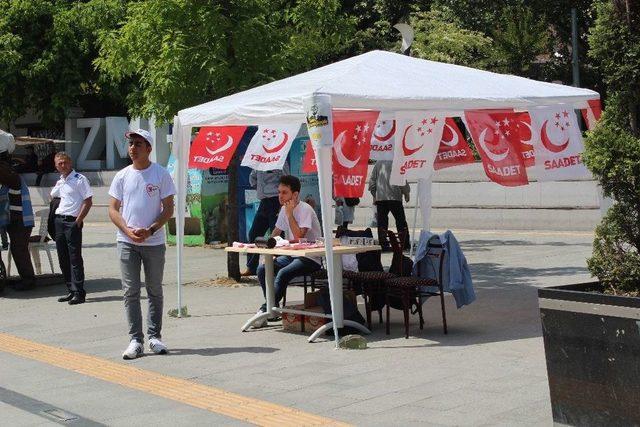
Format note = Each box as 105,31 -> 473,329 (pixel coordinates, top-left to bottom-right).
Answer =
51,170 -> 93,217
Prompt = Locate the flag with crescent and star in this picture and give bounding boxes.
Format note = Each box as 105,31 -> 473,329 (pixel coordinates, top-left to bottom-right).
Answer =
332,110 -> 380,197
580,98 -> 602,131
369,113 -> 396,161
434,118 -> 475,170
301,140 -> 317,173
528,105 -> 590,181
241,124 -> 300,171
390,111 -> 446,185
513,112 -> 536,168
464,110 -> 529,187
189,125 -> 247,170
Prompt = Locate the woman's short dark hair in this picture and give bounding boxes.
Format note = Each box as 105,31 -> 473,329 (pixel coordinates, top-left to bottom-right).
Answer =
279,175 -> 301,193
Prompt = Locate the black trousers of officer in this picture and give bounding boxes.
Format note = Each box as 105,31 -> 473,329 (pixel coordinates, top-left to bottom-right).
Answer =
54,216 -> 85,294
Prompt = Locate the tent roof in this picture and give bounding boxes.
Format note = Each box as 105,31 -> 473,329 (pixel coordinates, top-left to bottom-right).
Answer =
178,50 -> 599,128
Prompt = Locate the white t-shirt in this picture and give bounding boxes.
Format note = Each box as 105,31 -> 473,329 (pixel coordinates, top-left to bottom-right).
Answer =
108,163 -> 176,246
275,201 -> 322,265
51,170 -> 93,217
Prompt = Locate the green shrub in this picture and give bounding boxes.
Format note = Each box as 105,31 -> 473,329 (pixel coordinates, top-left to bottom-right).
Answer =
583,115 -> 640,295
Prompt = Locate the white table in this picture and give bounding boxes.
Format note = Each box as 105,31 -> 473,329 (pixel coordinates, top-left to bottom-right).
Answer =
225,244 -> 381,342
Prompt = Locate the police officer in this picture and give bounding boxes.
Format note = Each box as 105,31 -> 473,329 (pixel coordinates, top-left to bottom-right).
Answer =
0,130 -> 36,291
51,152 -> 93,304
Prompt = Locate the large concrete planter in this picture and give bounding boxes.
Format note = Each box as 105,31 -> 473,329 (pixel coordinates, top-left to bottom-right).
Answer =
538,282 -> 640,426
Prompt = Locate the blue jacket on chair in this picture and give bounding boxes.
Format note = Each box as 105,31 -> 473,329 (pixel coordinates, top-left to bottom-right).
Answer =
413,230 -> 476,308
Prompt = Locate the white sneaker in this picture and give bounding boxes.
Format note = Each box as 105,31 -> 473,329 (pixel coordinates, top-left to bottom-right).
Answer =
149,337 -> 168,355
253,308 -> 267,328
122,340 -> 143,360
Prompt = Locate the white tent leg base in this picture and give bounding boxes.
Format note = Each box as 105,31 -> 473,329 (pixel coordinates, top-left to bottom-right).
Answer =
241,312 -> 271,332
307,321 -> 371,343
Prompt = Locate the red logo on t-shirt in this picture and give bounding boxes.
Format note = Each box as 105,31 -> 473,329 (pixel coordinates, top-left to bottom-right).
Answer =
145,184 -> 159,197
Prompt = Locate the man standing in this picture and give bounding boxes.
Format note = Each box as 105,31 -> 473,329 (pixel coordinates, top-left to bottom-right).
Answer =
51,152 -> 93,305
108,129 -> 175,360
0,130 -> 36,291
255,175 -> 322,327
368,160 -> 411,250
242,165 -> 289,276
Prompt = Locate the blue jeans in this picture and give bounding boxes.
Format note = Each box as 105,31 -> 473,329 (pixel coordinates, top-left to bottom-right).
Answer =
257,256 -> 320,309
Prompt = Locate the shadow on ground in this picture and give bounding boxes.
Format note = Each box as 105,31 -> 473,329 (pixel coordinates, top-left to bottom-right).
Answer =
274,259 -> 590,348
168,347 -> 279,356
460,239 -> 592,253
1,278 -> 122,300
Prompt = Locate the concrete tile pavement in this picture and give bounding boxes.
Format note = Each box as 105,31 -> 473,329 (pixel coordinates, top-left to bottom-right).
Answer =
0,224 -> 594,425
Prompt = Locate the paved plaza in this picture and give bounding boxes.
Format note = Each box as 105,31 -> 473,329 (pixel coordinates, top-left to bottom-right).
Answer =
0,223 -> 594,426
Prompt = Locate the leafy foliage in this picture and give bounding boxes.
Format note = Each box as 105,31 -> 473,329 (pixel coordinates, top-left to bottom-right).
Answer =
582,1 -> 640,294
0,0 -> 127,126
409,6 -> 493,69
588,0 -> 640,132
583,114 -> 640,293
491,5 -> 551,77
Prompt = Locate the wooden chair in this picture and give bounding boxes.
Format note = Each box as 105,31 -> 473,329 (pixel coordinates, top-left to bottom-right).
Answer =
383,231 -> 447,338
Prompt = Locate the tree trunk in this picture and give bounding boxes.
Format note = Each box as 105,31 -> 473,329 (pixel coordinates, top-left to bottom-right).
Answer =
630,100 -> 639,136
226,151 -> 241,281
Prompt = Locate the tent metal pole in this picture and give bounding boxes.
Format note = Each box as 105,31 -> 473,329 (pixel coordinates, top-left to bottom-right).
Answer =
174,118 -> 187,318
409,179 -> 421,259
304,94 -> 341,347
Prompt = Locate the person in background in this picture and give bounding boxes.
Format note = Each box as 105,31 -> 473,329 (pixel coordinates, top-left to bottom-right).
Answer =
335,196 -> 358,230
14,145 -> 39,173
254,175 -> 322,327
50,152 -> 93,305
34,142 -> 56,186
241,164 -> 289,276
368,160 -> 410,250
108,129 -> 175,360
0,129 -> 36,290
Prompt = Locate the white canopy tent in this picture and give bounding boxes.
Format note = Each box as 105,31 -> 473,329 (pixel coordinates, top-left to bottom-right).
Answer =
172,50 -> 599,344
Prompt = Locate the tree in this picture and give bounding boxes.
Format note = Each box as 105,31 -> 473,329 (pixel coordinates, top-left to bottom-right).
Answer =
583,0 -> 640,295
491,5 -> 551,77
97,0 -> 356,280
588,0 -> 640,133
409,6 -> 493,69
0,0 -> 128,127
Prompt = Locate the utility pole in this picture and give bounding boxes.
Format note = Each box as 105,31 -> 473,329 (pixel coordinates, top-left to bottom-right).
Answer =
571,8 -> 580,87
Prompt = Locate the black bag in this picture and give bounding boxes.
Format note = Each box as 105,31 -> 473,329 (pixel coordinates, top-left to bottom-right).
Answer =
317,288 -> 367,335
48,198 -> 60,241
344,197 -> 360,207
336,227 -> 383,273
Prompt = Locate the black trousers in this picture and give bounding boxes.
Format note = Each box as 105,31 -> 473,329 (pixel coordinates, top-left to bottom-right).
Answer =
246,196 -> 280,274
7,224 -> 35,287
376,200 -> 409,248
55,217 -> 85,293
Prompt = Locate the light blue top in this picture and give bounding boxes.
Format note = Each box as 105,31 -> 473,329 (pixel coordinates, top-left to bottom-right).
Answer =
413,229 -> 476,308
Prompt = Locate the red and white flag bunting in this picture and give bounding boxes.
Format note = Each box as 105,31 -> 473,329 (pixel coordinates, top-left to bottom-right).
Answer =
189,126 -> 247,170
528,105 -> 590,181
464,110 -> 529,187
515,112 -> 536,168
241,124 -> 299,171
580,99 -> 602,130
369,114 -> 396,161
301,140 -> 317,173
390,111 -> 446,185
332,110 -> 380,197
434,118 -> 475,170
